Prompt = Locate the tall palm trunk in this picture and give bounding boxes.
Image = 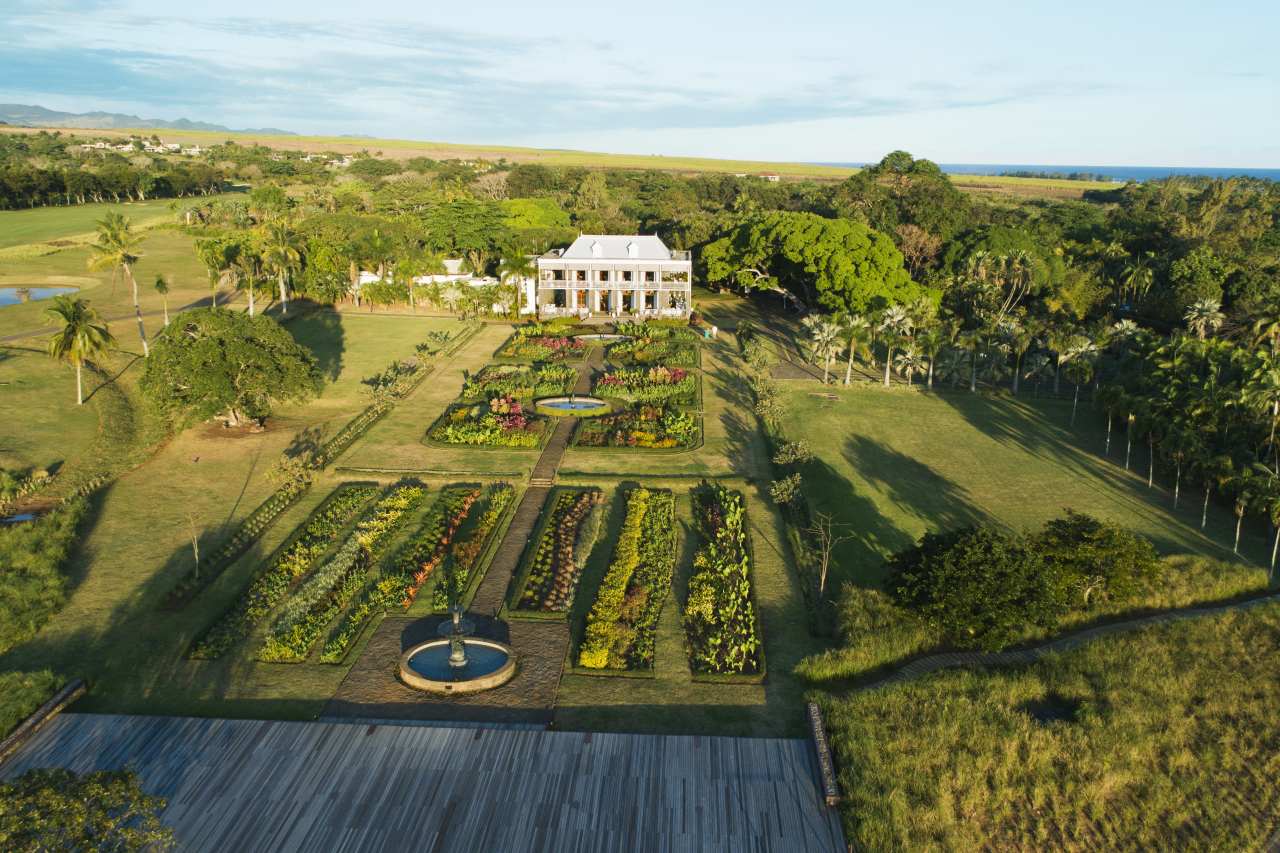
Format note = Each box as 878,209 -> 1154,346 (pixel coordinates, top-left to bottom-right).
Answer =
1105,413 -> 1112,454
1271,525 -> 1279,576
1173,462 -> 1181,508
247,279 -> 255,317
161,295 -> 169,326
844,336 -> 856,385
1147,434 -> 1155,488
1202,483 -> 1211,529
278,271 -> 289,316
1124,419 -> 1133,471
927,358 -> 935,390
1071,383 -> 1081,426
823,355 -> 831,385
969,346 -> 978,392
1234,513 -> 1243,554
123,263 -> 148,357
1012,353 -> 1022,395
75,362 -> 83,406
883,346 -> 893,388
1053,356 -> 1061,395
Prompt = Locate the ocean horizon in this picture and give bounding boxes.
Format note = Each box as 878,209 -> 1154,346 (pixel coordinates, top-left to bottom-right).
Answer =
818,163 -> 1280,183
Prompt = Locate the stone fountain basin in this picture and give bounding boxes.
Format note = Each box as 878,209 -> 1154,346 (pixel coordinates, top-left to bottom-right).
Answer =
398,638 -> 517,693
534,395 -> 612,417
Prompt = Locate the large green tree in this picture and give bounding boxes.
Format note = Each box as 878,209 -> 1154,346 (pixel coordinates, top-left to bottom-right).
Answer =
140,308 -> 320,427
701,211 -> 924,314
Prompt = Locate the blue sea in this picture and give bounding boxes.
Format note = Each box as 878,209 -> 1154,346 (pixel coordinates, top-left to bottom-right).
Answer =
819,163 -> 1280,183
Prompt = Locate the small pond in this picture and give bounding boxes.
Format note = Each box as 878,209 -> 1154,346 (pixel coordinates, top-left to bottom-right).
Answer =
0,287 -> 78,307
407,641 -> 511,682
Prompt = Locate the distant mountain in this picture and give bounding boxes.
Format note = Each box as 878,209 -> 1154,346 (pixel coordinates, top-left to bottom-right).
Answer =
0,104 -> 294,135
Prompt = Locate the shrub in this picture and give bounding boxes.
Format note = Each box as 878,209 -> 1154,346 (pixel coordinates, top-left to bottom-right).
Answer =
684,483 -> 761,675
0,497 -> 88,657
574,404 -> 698,449
579,489 -> 676,669
462,364 -> 577,401
517,490 -> 604,612
0,767 -> 174,850
1034,510 -> 1161,607
594,366 -> 696,404
769,473 -> 803,505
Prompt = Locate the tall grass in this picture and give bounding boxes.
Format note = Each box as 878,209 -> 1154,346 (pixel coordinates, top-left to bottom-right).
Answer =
0,498 -> 88,656
820,602 -> 1280,850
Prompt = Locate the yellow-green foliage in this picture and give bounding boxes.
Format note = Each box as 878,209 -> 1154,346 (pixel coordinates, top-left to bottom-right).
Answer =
0,498 -> 87,656
0,669 -> 59,739
821,602 -> 1280,850
580,489 -> 650,668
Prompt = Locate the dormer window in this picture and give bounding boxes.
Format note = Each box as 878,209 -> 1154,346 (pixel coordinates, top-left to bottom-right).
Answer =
591,241 -> 603,258
626,241 -> 638,259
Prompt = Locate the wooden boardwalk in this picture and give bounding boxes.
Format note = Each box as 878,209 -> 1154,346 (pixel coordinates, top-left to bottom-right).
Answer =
1,713 -> 846,852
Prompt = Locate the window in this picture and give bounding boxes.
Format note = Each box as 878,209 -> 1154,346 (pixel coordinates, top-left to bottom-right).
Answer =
576,269 -> 587,282
599,270 -> 610,282
644,271 -> 656,282
622,271 -> 633,282
552,270 -> 564,281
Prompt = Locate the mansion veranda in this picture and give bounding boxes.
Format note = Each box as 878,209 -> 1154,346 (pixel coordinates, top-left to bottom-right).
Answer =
526,234 -> 692,318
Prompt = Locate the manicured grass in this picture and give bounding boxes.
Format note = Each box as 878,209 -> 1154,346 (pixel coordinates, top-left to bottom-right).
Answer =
819,601 -> 1280,850
778,386 -> 1270,595
0,669 -> 59,739
0,347 -> 100,473
0,227 -> 220,338
0,197 -> 224,250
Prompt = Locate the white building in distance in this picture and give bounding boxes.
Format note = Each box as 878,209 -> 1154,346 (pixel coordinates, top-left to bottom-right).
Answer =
529,235 -> 691,318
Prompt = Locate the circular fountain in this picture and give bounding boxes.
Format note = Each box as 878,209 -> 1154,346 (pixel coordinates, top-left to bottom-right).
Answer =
398,609 -> 516,694
534,394 -> 611,417
574,333 -> 631,342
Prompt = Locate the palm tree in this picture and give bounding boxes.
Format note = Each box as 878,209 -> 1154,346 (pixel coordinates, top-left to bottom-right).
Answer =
1023,353 -> 1052,398
45,295 -> 115,405
1232,472 -> 1256,555
894,346 -> 926,386
1255,476 -> 1280,577
877,307 -> 914,387
917,324 -> 950,390
1206,454 -> 1236,532
1164,427 -> 1199,509
234,247 -> 262,317
88,212 -> 147,356
1119,251 -> 1155,306
1046,324 -> 1077,396
153,274 -> 170,327
440,283 -> 464,315
1252,312 -> 1280,349
261,221 -> 302,316
1005,317 -> 1035,395
958,328 -> 984,392
498,254 -> 536,314
802,315 -> 842,384
1064,356 -> 1094,427
195,236 -> 240,308
1183,298 -> 1225,340
838,313 -> 873,386
1245,356 -> 1280,473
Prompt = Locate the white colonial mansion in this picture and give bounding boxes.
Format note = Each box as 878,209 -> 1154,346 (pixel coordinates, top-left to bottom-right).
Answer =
526,235 -> 692,318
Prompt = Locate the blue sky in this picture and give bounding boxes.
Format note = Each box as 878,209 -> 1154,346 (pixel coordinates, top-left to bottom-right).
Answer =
2,0 -> 1277,166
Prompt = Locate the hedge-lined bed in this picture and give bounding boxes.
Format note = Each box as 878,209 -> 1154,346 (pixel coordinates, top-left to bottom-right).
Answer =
575,487 -> 676,673
187,482 -> 380,660
256,482 -> 428,663
508,487 -> 606,619
605,323 -> 701,368
425,360 -> 581,449
318,483 -> 516,663
494,323 -> 588,363
683,482 -> 766,683
460,364 -> 578,402
574,364 -> 702,450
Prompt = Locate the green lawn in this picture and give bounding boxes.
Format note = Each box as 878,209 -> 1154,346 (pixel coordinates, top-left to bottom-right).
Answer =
778,385 -> 1270,594
820,601 -> 1280,850
0,346 -> 100,474
0,310 -> 466,718
0,197 -> 219,250
0,227 -> 221,339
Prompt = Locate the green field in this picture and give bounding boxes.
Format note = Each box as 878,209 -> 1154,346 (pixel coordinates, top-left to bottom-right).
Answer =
0,197 -> 207,250
0,347 -> 100,473
778,386 -> 1269,594
821,601 -> 1280,850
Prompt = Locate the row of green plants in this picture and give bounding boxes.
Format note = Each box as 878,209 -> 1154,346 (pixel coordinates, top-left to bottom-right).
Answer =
683,483 -> 763,676
430,484 -> 515,610
188,483 -> 378,659
578,488 -> 676,670
515,489 -> 604,613
594,366 -> 695,404
164,477 -> 313,608
257,483 -> 426,662
461,364 -> 577,401
317,485 -> 493,662
606,325 -> 700,367
574,403 -> 698,449
429,396 -> 547,447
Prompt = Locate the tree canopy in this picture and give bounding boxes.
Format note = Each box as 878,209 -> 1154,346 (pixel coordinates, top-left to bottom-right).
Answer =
701,210 -> 925,314
140,308 -> 320,427
0,767 -> 173,851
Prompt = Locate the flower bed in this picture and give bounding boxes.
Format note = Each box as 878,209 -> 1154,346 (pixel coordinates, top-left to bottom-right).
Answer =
574,403 -> 697,449
595,366 -> 696,405
428,395 -> 548,447
514,489 -> 605,613
683,483 -> 763,676
497,323 -> 586,362
257,483 -> 426,663
319,483 -> 516,662
462,364 -> 577,401
578,488 -> 676,670
165,477 -> 311,609
187,483 -> 377,660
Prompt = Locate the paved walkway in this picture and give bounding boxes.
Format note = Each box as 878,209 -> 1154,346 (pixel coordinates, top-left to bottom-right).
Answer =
469,486 -> 550,615
854,590 -> 1280,693
1,713 -> 846,852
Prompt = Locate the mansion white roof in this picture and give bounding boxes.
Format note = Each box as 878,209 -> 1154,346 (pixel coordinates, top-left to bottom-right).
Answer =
556,235 -> 678,262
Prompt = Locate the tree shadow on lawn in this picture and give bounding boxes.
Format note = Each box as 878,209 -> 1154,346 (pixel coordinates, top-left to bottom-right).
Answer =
286,306 -> 346,383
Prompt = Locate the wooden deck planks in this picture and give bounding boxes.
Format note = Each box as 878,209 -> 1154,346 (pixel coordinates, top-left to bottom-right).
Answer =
1,713 -> 845,852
